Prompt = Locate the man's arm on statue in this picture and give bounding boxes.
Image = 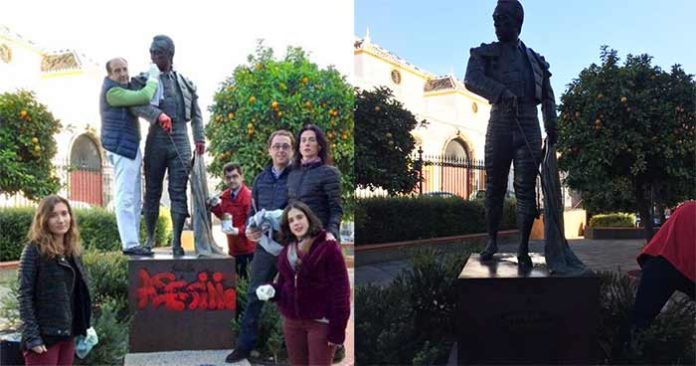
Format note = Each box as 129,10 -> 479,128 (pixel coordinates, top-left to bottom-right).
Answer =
106,79 -> 159,107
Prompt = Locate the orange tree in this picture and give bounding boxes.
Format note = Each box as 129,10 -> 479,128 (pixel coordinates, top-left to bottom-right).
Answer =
557,46 -> 695,240
206,44 -> 354,204
0,90 -> 61,200
355,87 -> 426,195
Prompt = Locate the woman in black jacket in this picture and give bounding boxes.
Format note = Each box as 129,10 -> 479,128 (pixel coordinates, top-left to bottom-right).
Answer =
18,195 -> 91,366
287,124 -> 343,238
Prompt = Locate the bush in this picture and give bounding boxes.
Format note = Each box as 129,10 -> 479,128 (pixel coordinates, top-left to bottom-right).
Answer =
0,207 -> 34,261
0,206 -> 173,261
81,250 -> 129,315
589,213 -> 636,228
355,196 -> 516,245
231,276 -> 287,363
356,249 -> 471,364
75,296 -> 131,366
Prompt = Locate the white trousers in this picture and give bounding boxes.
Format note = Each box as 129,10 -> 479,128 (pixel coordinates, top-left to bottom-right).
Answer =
107,149 -> 142,250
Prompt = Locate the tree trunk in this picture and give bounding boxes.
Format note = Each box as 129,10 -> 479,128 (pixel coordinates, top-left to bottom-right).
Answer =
637,198 -> 654,243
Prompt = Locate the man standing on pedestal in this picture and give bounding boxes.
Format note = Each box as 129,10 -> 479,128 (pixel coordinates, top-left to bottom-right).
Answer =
100,57 -> 162,256
131,35 -> 205,256
464,0 -> 558,268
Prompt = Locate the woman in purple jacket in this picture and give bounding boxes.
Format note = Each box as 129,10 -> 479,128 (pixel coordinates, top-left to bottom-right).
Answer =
257,201 -> 350,365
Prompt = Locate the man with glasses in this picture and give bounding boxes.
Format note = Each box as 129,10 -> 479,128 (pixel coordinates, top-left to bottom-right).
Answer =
130,35 -> 205,256
226,130 -> 294,363
209,163 -> 253,279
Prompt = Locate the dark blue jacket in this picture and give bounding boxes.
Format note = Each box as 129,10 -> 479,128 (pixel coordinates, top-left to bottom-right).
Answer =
251,165 -> 291,212
99,78 -> 141,159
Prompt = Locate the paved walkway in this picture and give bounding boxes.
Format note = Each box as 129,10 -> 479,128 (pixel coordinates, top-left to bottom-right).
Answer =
356,238 -> 645,287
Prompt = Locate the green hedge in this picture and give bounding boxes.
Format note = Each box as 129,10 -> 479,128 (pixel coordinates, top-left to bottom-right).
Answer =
0,206 -> 173,261
589,213 -> 636,228
354,196 -> 516,245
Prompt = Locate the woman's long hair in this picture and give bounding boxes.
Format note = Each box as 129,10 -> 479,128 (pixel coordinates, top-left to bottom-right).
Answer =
294,124 -> 333,166
280,201 -> 323,244
27,195 -> 81,258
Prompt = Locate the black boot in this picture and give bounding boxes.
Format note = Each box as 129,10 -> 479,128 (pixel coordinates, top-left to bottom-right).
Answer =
171,212 -> 186,257
481,205 -> 502,261
143,210 -> 159,250
517,214 -> 535,269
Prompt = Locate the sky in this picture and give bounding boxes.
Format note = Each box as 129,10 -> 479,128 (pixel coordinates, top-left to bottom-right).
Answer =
355,0 -> 696,102
1,0 -> 354,116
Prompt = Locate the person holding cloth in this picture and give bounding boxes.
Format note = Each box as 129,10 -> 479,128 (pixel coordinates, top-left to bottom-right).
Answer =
256,201 -> 350,366
17,195 -> 92,366
100,57 -> 164,256
209,162 -> 253,279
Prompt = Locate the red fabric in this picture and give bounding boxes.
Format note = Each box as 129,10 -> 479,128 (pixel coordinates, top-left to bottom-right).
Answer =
210,184 -> 254,256
638,201 -> 696,282
272,230 -> 351,345
23,338 -> 75,366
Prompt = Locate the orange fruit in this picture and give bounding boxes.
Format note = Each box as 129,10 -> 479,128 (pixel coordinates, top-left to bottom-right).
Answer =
374,106 -> 381,112
620,96 -> 627,103
249,96 -> 256,104
227,112 -> 234,119
271,101 -> 279,109
19,110 -> 27,118
31,137 -> 38,144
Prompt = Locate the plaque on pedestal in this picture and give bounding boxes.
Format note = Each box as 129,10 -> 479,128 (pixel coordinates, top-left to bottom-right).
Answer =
457,254 -> 599,364
128,254 -> 236,352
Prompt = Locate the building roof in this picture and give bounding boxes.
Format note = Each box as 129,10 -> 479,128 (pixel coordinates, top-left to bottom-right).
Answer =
1,26 -> 98,72
354,36 -> 433,79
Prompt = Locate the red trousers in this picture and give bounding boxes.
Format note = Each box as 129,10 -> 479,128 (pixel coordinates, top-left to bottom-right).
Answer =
23,338 -> 75,366
282,317 -> 337,366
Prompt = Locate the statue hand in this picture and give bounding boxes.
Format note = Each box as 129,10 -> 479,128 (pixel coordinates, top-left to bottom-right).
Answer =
195,141 -> 205,155
501,90 -> 518,114
158,113 -> 172,134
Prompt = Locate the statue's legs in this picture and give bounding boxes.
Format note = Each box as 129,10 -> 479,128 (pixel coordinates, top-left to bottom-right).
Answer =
482,121 -> 514,260
512,113 -> 542,268
166,142 -> 191,257
143,141 -> 167,250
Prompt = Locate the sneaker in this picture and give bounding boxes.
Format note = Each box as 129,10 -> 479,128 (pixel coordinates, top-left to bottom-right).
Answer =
225,348 -> 250,363
122,246 -> 154,256
333,344 -> 346,363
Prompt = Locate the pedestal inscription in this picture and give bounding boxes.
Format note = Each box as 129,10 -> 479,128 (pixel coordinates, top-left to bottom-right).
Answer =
128,254 -> 236,352
457,254 -> 599,364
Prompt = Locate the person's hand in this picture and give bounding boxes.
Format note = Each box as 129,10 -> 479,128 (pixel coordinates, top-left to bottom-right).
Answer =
158,113 -> 172,134
501,89 -> 518,114
195,141 -> 205,155
256,284 -> 275,301
147,63 -> 161,82
206,196 -> 221,208
31,345 -> 47,354
326,232 -> 336,242
246,227 -> 262,241
328,342 -> 340,347
223,227 -> 239,236
546,128 -> 557,146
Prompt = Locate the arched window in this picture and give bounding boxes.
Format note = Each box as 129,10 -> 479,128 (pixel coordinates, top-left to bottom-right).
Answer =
444,139 -> 469,161
69,134 -> 103,205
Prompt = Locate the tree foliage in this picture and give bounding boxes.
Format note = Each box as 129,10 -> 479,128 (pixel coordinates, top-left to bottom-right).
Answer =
557,46 -> 695,239
205,43 -> 354,199
355,87 -> 426,195
0,90 -> 61,200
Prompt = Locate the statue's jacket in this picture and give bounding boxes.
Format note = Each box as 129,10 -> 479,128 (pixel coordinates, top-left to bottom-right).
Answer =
464,40 -> 557,132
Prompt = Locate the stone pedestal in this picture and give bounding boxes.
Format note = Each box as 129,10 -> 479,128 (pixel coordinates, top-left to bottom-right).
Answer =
457,254 -> 599,364
128,254 -> 236,352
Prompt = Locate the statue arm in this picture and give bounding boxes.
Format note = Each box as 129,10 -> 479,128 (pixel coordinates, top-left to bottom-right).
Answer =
190,91 -> 204,143
129,104 -> 163,125
464,48 -> 507,104
541,66 -> 557,133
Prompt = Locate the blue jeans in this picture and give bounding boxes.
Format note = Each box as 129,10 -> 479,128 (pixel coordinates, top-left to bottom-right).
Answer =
237,245 -> 278,352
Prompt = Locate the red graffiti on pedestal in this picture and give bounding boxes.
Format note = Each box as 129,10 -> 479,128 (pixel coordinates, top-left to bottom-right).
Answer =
136,270 -> 236,312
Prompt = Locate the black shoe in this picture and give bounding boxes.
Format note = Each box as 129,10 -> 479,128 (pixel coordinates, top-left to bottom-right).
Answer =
123,246 -> 154,256
333,344 -> 346,363
172,246 -> 185,257
225,348 -> 250,363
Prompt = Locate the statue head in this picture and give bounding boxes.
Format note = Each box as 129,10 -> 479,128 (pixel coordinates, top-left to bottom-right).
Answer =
150,35 -> 175,72
493,0 -> 524,42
